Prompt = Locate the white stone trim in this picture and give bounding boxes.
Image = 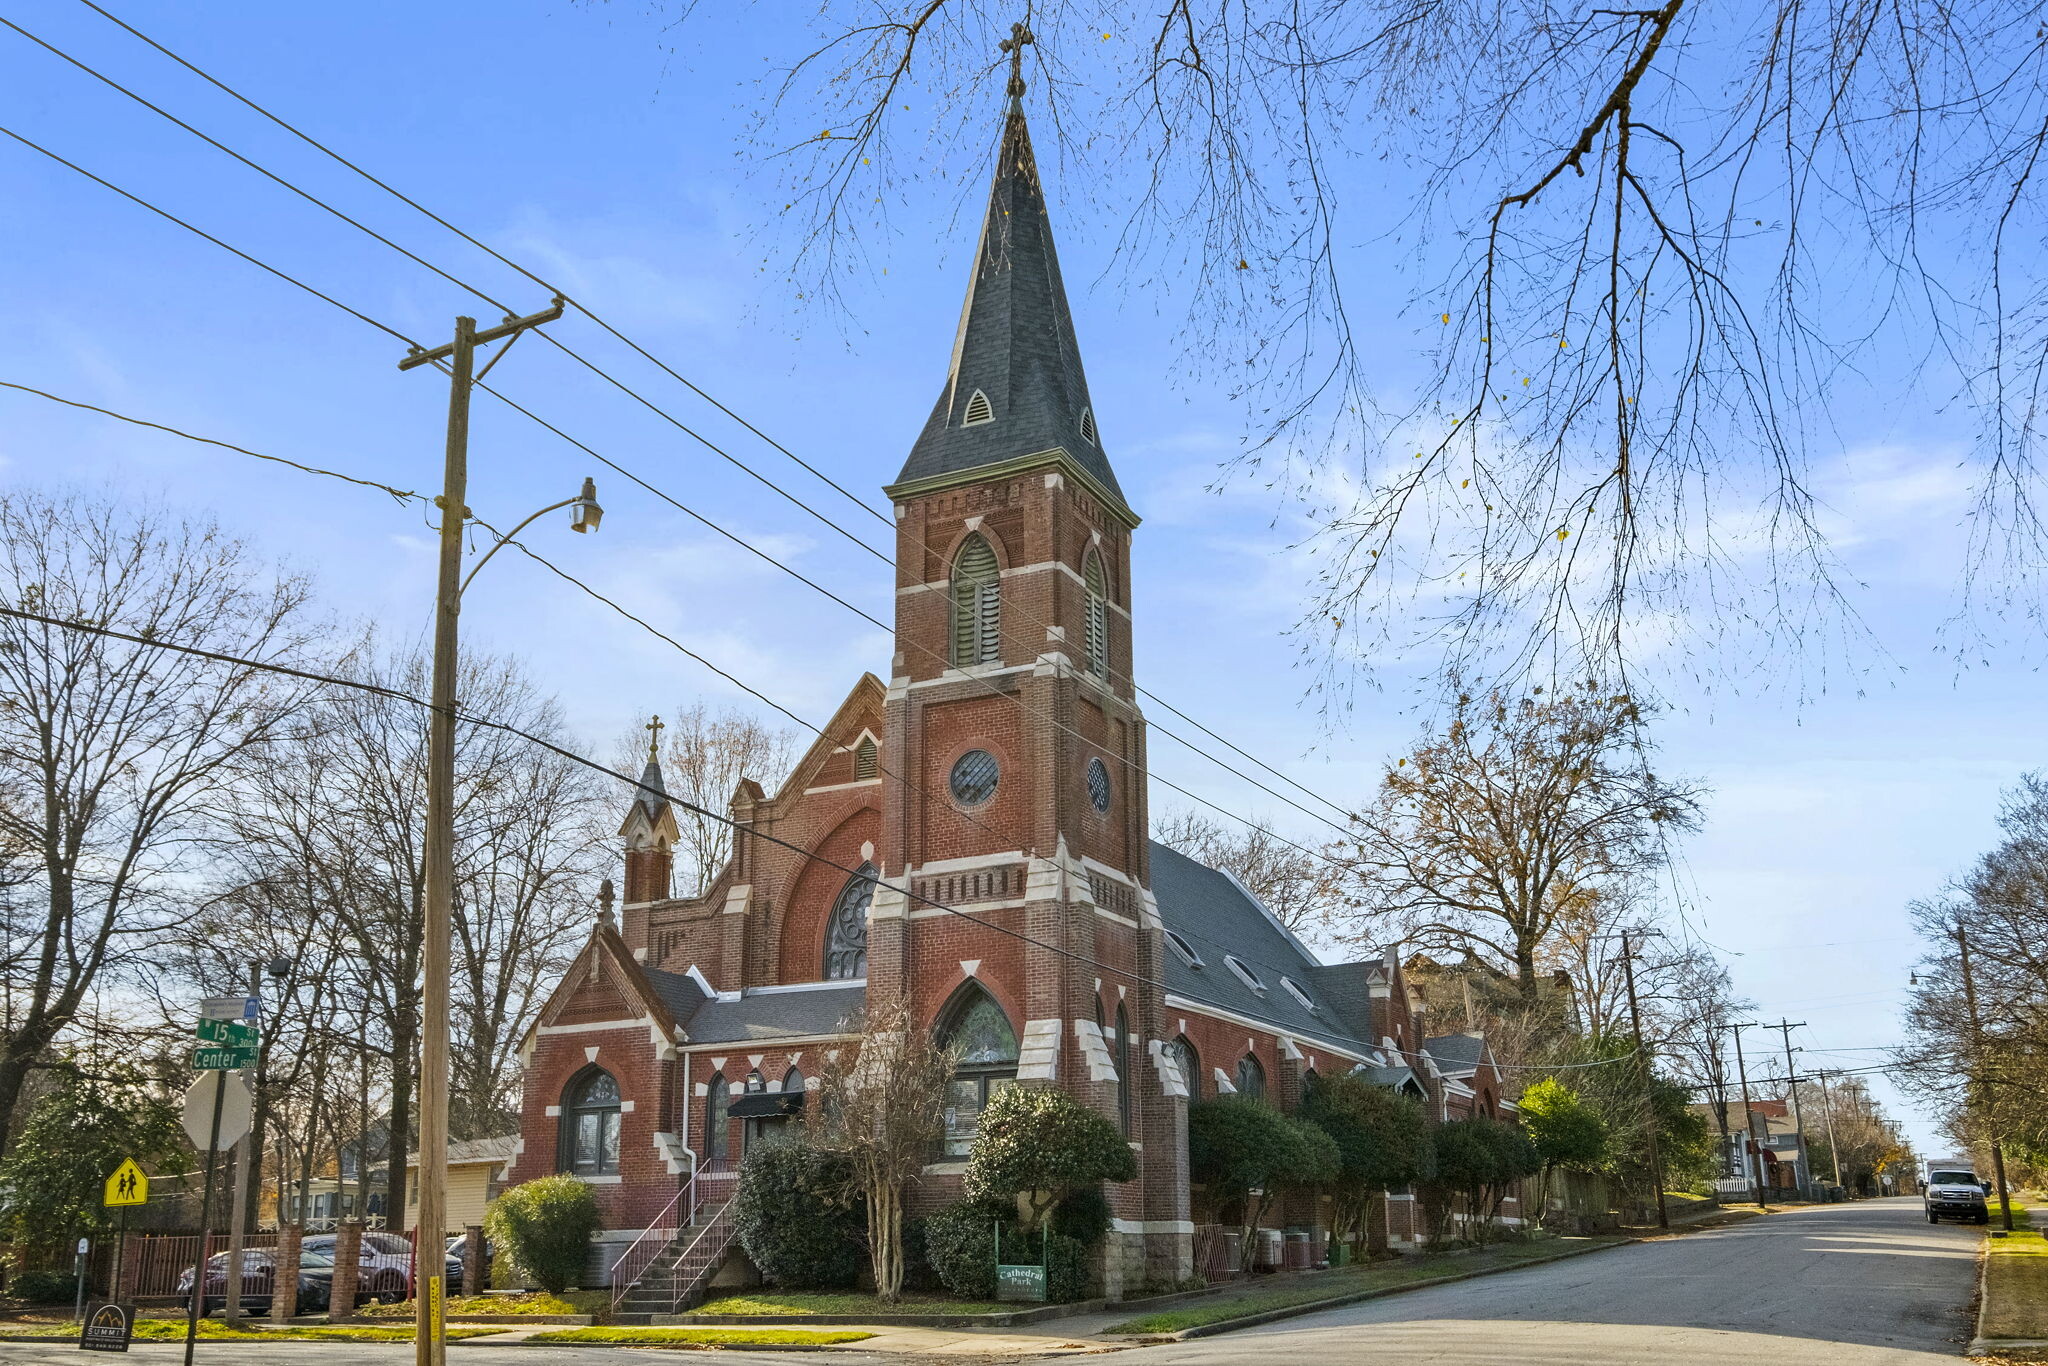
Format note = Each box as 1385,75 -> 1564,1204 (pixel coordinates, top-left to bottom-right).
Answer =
909,850 -> 1029,876
1111,1219 -> 1196,1234
903,663 -> 1034,692
571,1173 -> 623,1186
651,1131 -> 692,1176
544,1105 -> 562,1117
1278,1037 -> 1305,1063
1092,907 -> 1140,928
1212,1068 -> 1237,1095
868,878 -> 910,923
721,883 -> 753,916
538,1017 -> 646,1037
1074,1018 -> 1119,1083
1162,993 -> 1372,1065
803,778 -> 884,796
1017,1018 -> 1062,1081
742,978 -> 867,995
908,898 -> 1026,919
1150,1039 -> 1189,1099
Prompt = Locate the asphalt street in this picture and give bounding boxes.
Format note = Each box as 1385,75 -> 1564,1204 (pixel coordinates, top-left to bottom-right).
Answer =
0,1197 -> 1983,1364
1126,1197 -> 1983,1366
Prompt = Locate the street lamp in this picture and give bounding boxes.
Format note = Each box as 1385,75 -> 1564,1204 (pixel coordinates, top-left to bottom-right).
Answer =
414,473 -> 603,1366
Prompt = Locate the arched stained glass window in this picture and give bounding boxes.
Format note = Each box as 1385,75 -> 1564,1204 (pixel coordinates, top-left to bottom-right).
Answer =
1083,551 -> 1109,677
1235,1053 -> 1267,1102
705,1073 -> 731,1163
937,985 -> 1018,1158
823,862 -> 875,981
951,534 -> 1001,666
782,1066 -> 805,1093
561,1068 -> 621,1177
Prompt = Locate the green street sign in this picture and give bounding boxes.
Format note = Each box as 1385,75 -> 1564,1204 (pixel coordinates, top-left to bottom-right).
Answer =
192,1045 -> 258,1070
195,1018 -> 258,1048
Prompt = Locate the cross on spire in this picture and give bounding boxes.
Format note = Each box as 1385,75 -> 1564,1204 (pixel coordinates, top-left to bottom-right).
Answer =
1000,20 -> 1034,107
644,713 -> 665,760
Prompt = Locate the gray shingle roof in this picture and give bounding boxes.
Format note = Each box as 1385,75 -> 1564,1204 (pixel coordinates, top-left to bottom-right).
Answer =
678,982 -> 866,1045
642,964 -> 709,1025
893,106 -> 1126,513
1422,1032 -> 1488,1075
1149,841 -> 1367,1054
633,753 -> 670,823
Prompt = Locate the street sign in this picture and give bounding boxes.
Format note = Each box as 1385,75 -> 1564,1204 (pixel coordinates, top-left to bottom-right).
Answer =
198,996 -> 260,1021
194,1018 -> 258,1047
103,1160 -> 148,1209
180,1072 -> 251,1150
191,1045 -> 259,1070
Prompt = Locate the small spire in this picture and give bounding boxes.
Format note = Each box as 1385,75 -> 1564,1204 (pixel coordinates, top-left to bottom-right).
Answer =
597,877 -> 617,930
999,20 -> 1034,111
644,713 -> 666,762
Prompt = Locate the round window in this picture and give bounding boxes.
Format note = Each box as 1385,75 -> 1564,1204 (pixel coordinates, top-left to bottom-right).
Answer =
949,749 -> 1000,807
1087,757 -> 1111,813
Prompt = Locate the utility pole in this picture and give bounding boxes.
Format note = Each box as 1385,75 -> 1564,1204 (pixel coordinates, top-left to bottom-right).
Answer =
1813,1069 -> 1844,1190
1953,924 -> 2015,1233
1618,933 -> 1669,1229
398,298 -> 563,1366
1767,1020 -> 1809,1199
1724,1022 -> 1766,1207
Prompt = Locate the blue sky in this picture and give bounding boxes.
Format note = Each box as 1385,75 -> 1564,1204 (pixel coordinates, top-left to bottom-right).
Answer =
5,1 -> 2041,1155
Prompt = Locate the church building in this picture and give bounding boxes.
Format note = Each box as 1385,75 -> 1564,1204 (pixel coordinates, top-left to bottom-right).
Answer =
505,65 -> 1512,1303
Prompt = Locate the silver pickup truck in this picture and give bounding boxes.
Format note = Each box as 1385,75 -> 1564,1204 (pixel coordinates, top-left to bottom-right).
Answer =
1922,1164 -> 1990,1224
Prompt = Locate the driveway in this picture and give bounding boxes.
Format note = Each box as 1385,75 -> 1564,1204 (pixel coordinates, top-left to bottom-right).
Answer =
1124,1197 -> 1982,1365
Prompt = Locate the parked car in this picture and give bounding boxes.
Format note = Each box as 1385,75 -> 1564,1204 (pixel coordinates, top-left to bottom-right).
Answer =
1922,1164 -> 1991,1224
297,1232 -> 459,1304
444,1231 -> 492,1278
179,1247 -> 335,1315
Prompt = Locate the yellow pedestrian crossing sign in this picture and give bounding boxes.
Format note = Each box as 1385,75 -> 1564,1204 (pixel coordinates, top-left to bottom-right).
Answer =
103,1159 -> 147,1208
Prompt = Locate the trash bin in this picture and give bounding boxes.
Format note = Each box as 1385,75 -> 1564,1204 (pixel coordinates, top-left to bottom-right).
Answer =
1283,1231 -> 1311,1269
1256,1228 -> 1283,1269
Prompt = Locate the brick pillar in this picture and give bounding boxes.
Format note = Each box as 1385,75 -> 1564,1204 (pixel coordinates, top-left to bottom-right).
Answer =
462,1225 -> 485,1296
327,1222 -> 363,1320
114,1229 -> 140,1302
270,1225 -> 302,1322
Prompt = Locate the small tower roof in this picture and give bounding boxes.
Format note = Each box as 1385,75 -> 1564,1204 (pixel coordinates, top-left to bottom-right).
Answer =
620,714 -> 678,841
892,32 -> 1129,520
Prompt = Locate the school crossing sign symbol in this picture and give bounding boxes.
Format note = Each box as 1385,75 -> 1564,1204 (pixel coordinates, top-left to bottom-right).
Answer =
103,1159 -> 148,1208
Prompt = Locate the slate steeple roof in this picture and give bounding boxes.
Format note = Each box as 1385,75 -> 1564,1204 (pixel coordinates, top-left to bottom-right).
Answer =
893,90 -> 1128,516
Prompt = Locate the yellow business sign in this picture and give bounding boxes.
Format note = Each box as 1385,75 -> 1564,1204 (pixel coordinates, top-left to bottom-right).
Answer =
103,1158 -> 148,1208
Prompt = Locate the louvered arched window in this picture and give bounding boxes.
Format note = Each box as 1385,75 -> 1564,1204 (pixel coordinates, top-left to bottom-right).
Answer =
1083,551 -> 1108,677
854,736 -> 878,780
951,534 -> 1001,666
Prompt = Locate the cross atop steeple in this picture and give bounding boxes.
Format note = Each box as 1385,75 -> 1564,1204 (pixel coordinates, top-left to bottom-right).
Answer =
1000,21 -> 1034,108
644,713 -> 665,761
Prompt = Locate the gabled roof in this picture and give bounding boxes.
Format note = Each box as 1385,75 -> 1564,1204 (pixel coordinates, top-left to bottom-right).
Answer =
1422,1032 -> 1489,1077
679,981 -> 867,1045
890,101 -> 1129,520
1150,840 -> 1365,1054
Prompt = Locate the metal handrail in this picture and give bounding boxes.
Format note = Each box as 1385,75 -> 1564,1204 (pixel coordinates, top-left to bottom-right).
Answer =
607,1177 -> 693,1313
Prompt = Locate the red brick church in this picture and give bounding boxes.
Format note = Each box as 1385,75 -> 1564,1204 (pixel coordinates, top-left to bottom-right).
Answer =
504,74 -> 1512,1303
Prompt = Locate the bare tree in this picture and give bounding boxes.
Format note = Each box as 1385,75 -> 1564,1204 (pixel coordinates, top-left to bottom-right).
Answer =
619,704 -> 798,899
808,995 -> 954,1301
615,1 -> 2048,682
1153,807 -> 1344,936
1337,684 -> 1702,1002
0,490 -> 319,1150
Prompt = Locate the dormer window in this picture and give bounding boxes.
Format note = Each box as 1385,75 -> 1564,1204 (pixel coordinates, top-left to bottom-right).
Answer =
962,389 -> 994,426
1223,954 -> 1265,993
1079,407 -> 1098,444
1281,976 -> 1320,1015
1164,929 -> 1203,968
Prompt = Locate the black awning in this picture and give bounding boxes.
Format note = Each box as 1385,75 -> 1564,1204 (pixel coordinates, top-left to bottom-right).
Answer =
728,1091 -> 805,1119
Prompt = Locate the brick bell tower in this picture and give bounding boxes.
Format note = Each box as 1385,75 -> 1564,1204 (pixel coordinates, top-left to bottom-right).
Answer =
866,23 -> 1190,1290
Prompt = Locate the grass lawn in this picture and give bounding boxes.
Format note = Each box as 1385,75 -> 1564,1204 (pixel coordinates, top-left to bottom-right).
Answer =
694,1290 -> 1009,1316
1106,1237 -> 1621,1335
359,1290 -> 609,1318
525,1326 -> 875,1347
1979,1200 -> 2048,1344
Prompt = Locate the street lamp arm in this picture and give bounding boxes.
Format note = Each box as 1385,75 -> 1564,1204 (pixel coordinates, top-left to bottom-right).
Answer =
459,499 -> 576,597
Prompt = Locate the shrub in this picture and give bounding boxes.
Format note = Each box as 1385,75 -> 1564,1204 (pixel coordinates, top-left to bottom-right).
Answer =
485,1176 -> 602,1294
732,1140 -> 863,1289
923,1197 -> 1010,1299
1301,1072 -> 1428,1253
1049,1188 -> 1111,1247
9,1268 -> 74,1303
1188,1096 -> 1340,1268
899,1217 -> 942,1293
965,1086 -> 1135,1231
1045,1233 -> 1091,1304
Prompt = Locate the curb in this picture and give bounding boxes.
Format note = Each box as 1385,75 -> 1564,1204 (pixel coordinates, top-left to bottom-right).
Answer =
672,1298 -> 1110,1328
1125,1237 -> 1638,1342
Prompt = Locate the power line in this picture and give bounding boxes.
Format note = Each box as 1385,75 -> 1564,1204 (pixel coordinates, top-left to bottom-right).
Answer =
60,0 -> 1360,830
0,602 -> 1416,1059
2,118 -> 1368,897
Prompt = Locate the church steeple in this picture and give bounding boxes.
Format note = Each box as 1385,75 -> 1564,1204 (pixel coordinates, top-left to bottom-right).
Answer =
891,24 -> 1128,518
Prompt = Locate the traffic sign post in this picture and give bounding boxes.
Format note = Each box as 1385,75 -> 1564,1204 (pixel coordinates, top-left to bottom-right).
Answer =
182,998 -> 259,1366
104,1157 -> 148,1308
